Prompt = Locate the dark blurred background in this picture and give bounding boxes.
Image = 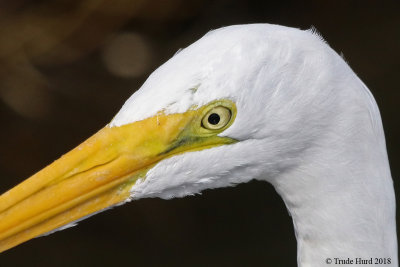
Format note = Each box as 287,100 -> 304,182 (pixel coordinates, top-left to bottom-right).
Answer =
0,1 -> 399,266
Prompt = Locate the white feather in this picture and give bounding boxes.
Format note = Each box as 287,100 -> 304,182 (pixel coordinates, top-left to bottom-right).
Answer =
109,24 -> 397,266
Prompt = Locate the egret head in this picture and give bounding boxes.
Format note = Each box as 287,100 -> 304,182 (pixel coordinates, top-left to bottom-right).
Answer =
113,24 -> 355,199
0,24 -> 373,252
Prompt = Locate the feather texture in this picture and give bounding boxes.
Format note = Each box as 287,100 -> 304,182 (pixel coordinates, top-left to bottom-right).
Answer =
109,24 -> 397,266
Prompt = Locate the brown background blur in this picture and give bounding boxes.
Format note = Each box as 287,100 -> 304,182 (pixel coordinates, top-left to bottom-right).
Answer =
0,1 -> 399,266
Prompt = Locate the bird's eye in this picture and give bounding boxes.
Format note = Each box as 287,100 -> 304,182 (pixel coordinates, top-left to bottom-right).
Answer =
202,106 -> 231,130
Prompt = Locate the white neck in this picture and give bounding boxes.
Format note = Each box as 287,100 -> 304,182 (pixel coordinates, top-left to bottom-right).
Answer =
271,87 -> 398,266
277,162 -> 397,266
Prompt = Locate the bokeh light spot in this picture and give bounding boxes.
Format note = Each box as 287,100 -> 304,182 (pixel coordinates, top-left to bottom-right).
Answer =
102,32 -> 152,78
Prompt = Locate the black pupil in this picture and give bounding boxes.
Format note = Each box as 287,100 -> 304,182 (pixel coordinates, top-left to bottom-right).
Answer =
208,113 -> 220,125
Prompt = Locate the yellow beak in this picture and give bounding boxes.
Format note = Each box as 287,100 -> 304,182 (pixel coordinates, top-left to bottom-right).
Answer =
0,102 -> 236,253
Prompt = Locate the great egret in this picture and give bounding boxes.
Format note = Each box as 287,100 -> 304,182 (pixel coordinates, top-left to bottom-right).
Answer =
0,24 -> 397,266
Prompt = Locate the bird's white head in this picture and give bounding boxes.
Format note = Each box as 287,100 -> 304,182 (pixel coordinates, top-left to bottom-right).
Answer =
0,24 -> 397,266
112,24 -> 355,199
